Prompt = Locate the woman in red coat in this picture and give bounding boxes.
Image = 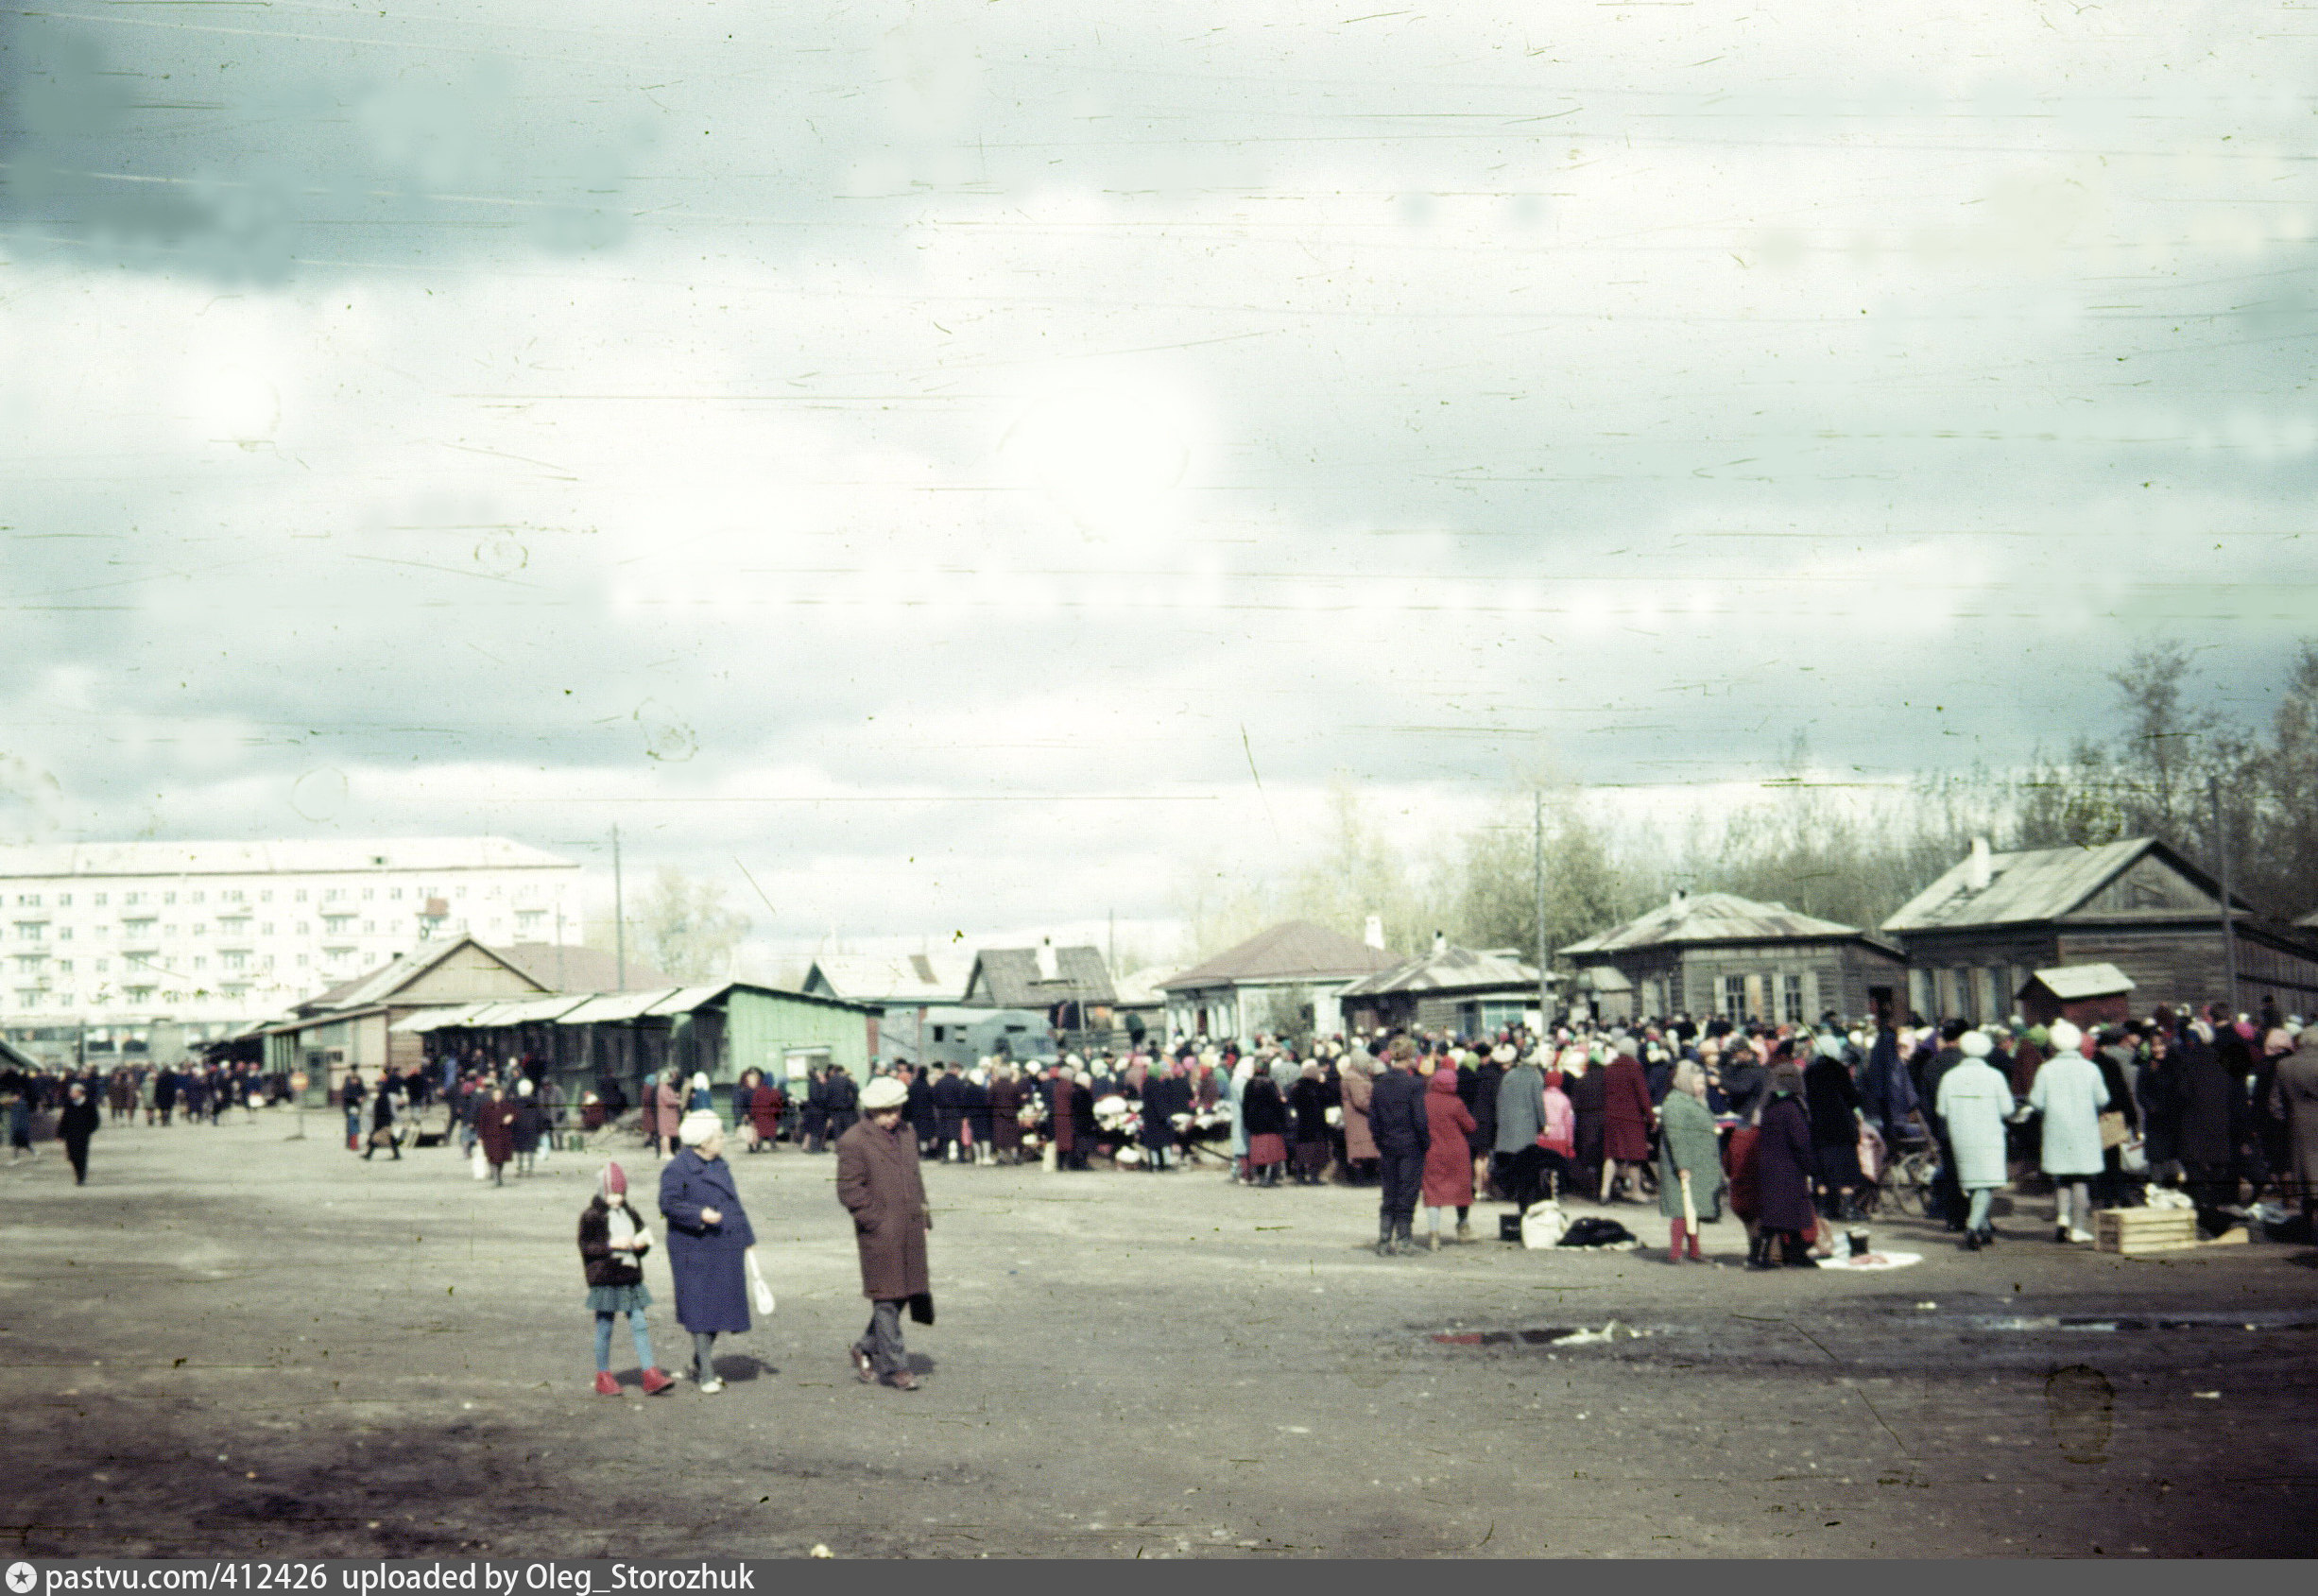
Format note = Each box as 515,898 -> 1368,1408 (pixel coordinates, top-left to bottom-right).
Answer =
1600,1040 -> 1655,1204
1421,1066 -> 1479,1247
475,1087 -> 518,1187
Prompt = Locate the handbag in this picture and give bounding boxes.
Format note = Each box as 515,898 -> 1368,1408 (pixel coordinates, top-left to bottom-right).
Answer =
746,1251 -> 775,1316
907,1292 -> 935,1327
471,1142 -> 489,1181
2098,1110 -> 2129,1151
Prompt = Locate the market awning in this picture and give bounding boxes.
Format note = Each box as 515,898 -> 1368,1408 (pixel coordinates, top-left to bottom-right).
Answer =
482,994 -> 594,1025
556,988 -> 685,1024
390,1003 -> 489,1035
645,984 -> 733,1017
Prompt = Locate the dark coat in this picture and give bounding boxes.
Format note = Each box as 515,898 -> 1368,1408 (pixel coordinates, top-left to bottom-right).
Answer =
510,1099 -> 543,1154
835,1115 -> 931,1301
577,1196 -> 648,1289
1142,1074 -> 1190,1149
475,1100 -> 517,1165
989,1075 -> 1024,1151
2175,1032 -> 2235,1165
1050,1077 -> 1078,1151
60,1097 -> 99,1148
931,1073 -> 965,1139
1240,1074 -> 1288,1138
1602,1055 -> 1653,1161
658,1149 -> 755,1333
1366,1067 -> 1431,1155
1754,1093 -> 1816,1231
1421,1072 -> 1477,1207
1804,1056 -> 1863,1147
1287,1076 -> 1331,1143
906,1074 -> 936,1141
1468,1062 -> 1502,1156
1568,1066 -> 1607,1166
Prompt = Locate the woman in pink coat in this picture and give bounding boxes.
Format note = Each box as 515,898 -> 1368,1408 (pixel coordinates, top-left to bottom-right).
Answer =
1421,1067 -> 1479,1247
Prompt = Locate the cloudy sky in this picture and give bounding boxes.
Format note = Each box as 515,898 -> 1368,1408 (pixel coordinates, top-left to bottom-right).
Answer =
2,1 -> 2310,965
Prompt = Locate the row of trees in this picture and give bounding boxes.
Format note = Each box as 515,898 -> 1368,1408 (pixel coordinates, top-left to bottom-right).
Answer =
1181,639 -> 2318,966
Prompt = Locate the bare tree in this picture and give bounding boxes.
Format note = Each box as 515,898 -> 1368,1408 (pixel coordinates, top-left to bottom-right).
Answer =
626,867 -> 750,982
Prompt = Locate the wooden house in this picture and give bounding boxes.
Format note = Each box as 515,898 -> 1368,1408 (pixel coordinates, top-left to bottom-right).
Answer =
1882,836 -> 2318,1022
1159,920 -> 1400,1045
1337,938 -> 1546,1037
1560,891 -> 1907,1026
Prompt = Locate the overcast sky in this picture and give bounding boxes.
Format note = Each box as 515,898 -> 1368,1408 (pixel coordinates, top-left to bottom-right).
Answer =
2,2 -> 2310,965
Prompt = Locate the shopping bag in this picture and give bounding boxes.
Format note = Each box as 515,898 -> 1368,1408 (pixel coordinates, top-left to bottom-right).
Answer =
470,1143 -> 489,1181
746,1251 -> 775,1316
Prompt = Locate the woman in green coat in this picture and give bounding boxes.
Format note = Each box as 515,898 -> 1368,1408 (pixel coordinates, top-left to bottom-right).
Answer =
1658,1060 -> 1728,1264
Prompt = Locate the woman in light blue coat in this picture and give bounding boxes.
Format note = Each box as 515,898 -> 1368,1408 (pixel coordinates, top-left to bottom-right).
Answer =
1935,1030 -> 2018,1250
2027,1019 -> 2109,1244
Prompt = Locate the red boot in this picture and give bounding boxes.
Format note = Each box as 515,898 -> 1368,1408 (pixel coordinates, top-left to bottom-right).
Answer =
1667,1219 -> 1688,1265
639,1367 -> 675,1396
592,1370 -> 620,1397
1688,1229 -> 1706,1262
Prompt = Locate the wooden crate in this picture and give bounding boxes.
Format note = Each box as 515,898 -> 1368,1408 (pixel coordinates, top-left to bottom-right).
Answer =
2096,1207 -> 2201,1256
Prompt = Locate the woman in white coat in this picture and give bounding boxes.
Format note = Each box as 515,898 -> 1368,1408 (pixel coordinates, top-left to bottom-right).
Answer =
1935,1030 -> 2018,1251
2027,1019 -> 2110,1244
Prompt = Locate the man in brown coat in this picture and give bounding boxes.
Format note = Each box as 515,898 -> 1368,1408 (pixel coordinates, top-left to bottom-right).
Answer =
837,1075 -> 934,1391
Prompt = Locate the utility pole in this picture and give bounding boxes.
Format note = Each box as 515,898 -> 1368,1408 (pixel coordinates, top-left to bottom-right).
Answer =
2211,777 -> 2240,1018
1534,790 -> 1553,1034
611,824 -> 627,993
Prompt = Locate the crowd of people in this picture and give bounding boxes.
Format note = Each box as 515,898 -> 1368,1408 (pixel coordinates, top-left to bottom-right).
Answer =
0,1056 -> 289,1184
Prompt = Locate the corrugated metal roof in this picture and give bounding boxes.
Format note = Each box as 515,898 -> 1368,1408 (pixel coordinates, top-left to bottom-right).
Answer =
1881,838 -> 2154,932
1161,921 -> 1401,989
389,1002 -> 488,1035
556,988 -> 685,1024
1340,944 -> 1539,998
2028,963 -> 2138,1001
646,984 -> 731,1017
803,952 -> 968,1004
487,994 -> 594,1025
1561,892 -> 1865,956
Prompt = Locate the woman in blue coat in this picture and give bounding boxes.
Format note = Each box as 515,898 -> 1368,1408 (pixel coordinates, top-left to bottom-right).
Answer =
658,1111 -> 759,1394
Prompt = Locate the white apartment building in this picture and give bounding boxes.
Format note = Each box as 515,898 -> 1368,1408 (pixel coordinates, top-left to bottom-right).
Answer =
0,837 -> 583,1061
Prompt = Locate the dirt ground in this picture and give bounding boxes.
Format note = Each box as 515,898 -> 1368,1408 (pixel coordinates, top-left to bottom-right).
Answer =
4,1112 -> 2313,1559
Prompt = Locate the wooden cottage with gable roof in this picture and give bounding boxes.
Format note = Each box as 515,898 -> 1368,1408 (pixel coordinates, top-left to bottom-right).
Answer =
1882,836 -> 2318,1022
1159,920 -> 1401,1044
1560,891 -> 1908,1027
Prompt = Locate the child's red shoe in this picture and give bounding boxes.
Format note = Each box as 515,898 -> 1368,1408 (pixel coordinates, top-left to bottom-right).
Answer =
592,1370 -> 620,1397
639,1367 -> 675,1396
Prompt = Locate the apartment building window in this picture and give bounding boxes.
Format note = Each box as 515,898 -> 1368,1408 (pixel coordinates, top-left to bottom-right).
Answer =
296,953 -> 308,968
193,957 -> 206,971
260,890 -> 272,903
295,890 -> 307,902
163,892 -> 176,905
57,893 -> 70,907
190,891 -> 204,904
15,990 -> 38,1008
93,893 -> 106,907
14,954 -> 44,974
262,923 -> 274,936
1782,974 -> 1805,1024
193,923 -> 206,936
58,926 -> 71,941
94,960 -> 108,973
363,920 -> 376,934
390,888 -> 403,901
14,923 -> 42,941
56,960 -> 71,974
516,910 -> 546,936
222,952 -> 247,971
15,894 -> 38,907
